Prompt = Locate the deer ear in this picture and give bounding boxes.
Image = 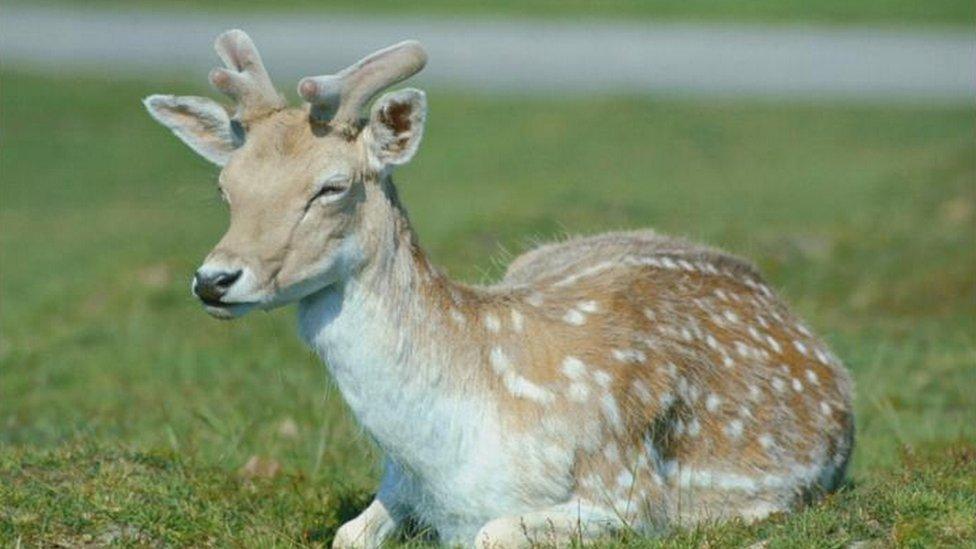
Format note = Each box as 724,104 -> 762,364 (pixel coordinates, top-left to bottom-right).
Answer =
143,94 -> 243,166
365,88 -> 427,169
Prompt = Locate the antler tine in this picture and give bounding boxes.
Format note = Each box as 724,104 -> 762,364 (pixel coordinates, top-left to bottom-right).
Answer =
209,29 -> 285,122
297,40 -> 427,129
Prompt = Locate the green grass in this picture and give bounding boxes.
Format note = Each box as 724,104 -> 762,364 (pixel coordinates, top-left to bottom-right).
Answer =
16,0 -> 976,26
2,70 -> 974,546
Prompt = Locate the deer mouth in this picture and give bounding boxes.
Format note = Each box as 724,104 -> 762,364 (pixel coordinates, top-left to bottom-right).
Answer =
199,295 -> 226,307
200,299 -> 259,320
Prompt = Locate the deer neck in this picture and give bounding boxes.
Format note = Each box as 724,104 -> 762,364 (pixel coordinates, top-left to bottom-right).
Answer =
296,175 -> 489,458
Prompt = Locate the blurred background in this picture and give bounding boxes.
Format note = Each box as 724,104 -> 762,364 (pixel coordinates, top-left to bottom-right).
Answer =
2,1 -> 974,546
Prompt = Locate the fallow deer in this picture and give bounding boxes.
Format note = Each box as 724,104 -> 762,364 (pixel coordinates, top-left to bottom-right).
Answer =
144,30 -> 854,548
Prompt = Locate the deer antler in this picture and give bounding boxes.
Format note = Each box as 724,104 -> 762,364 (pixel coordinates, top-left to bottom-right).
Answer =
209,29 -> 285,122
297,40 -> 427,130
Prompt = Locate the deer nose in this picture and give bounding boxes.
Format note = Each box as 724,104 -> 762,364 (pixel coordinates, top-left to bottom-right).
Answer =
193,269 -> 242,303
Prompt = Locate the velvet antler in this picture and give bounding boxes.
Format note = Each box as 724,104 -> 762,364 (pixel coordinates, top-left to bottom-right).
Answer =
297,40 -> 427,130
208,30 -> 285,122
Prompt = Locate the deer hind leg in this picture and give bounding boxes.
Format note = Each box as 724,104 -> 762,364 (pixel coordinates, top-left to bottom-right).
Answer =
473,499 -> 627,548
669,487 -> 791,528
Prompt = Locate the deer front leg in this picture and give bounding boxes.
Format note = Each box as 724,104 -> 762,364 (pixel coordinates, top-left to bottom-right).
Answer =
474,499 -> 625,548
333,499 -> 396,549
333,461 -> 411,549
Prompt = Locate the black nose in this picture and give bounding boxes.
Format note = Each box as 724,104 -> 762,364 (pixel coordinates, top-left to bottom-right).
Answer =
193,269 -> 242,303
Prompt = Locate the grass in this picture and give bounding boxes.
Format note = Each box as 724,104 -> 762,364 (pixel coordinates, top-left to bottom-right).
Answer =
1,70 -> 974,546
15,0 -> 976,26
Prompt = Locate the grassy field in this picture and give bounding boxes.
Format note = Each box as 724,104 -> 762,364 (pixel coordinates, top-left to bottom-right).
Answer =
2,70 -> 974,546
16,0 -> 976,26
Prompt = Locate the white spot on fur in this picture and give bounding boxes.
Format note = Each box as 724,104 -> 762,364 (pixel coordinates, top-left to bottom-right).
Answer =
815,349 -> 831,365
659,391 -> 674,407
577,300 -> 599,313
616,470 -> 635,488
526,292 -> 544,307
796,323 -> 813,337
765,335 -> 782,353
643,308 -> 657,321
490,347 -> 553,404
820,401 -> 832,415
612,348 -> 646,363
758,433 -> 774,449
724,310 -> 739,323
805,369 -> 820,385
793,340 -> 809,356
568,382 -> 590,402
552,261 -> 615,288
706,334 -> 720,350
706,393 -> 722,412
601,393 -> 624,431
748,385 -> 761,401
506,374 -> 553,404
677,259 -> 696,271
772,377 -> 786,392
646,257 -> 665,268
594,370 -> 612,388
449,308 -> 465,325
714,289 -> 729,301
792,378 -> 804,392
561,356 -> 587,380
509,309 -> 524,333
687,418 -> 701,437
677,376 -> 689,395
562,309 -> 586,326
661,257 -> 678,270
484,313 -> 501,333
723,355 -> 736,368
735,341 -> 752,358
490,347 -> 510,374
725,419 -> 744,439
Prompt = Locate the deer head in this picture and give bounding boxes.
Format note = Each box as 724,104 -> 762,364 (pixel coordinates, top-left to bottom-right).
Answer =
144,30 -> 428,319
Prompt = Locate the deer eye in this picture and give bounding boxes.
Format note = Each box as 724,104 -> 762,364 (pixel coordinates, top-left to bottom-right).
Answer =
313,184 -> 347,199
310,175 -> 351,204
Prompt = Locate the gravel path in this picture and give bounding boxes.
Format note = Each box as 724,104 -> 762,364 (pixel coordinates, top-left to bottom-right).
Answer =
3,5 -> 973,101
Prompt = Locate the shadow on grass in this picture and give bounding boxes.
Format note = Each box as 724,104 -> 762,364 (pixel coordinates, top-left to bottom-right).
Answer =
301,488 -> 372,545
